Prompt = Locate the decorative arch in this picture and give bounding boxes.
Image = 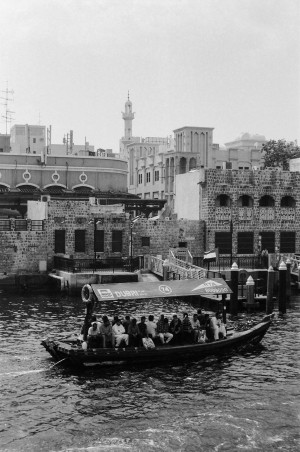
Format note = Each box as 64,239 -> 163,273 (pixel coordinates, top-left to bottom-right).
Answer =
44,183 -> 66,189
72,184 -> 95,192
280,196 -> 296,208
179,157 -> 187,174
0,183 -> 10,191
237,195 -> 254,207
259,195 -> 275,207
189,157 -> 197,170
16,183 -> 40,190
215,194 -> 232,207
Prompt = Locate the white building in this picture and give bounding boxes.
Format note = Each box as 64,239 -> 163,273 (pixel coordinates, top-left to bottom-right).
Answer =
10,124 -> 46,154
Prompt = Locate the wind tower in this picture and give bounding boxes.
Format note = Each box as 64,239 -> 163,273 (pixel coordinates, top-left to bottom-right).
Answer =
122,91 -> 134,140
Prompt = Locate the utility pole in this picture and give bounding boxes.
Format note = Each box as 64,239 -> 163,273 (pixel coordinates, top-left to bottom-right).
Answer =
0,84 -> 14,152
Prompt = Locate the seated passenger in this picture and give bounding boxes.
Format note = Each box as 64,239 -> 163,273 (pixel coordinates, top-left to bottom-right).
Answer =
91,315 -> 101,332
216,311 -> 227,339
112,317 -> 129,347
204,313 -> 213,341
191,313 -> 201,342
122,315 -> 131,334
99,315 -> 114,348
87,322 -> 101,348
209,313 -> 219,341
146,315 -> 157,339
169,314 -> 182,343
137,316 -> 148,345
157,315 -> 173,345
181,313 -> 193,343
128,318 -> 140,346
197,309 -> 206,329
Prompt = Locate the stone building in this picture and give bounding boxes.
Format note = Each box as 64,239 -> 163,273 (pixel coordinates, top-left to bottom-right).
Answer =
0,198 -> 202,274
199,168 -> 300,257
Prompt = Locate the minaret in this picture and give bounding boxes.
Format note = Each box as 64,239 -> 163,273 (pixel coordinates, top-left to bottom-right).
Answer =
122,91 -> 134,140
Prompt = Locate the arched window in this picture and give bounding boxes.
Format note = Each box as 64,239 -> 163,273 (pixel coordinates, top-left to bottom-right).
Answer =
179,157 -> 187,174
259,195 -> 274,207
189,157 -> 196,170
237,195 -> 253,207
215,194 -> 231,207
280,196 -> 295,208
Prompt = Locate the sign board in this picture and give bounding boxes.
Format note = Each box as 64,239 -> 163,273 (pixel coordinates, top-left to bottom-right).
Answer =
91,278 -> 232,302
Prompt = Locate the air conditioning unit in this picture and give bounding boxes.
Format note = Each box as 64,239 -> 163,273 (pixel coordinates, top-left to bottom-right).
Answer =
89,197 -> 96,205
41,195 -> 50,202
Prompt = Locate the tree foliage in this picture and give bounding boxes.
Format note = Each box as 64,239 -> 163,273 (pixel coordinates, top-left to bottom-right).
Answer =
262,139 -> 300,170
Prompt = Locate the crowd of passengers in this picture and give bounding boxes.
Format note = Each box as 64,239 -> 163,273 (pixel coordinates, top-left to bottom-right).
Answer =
84,309 -> 227,349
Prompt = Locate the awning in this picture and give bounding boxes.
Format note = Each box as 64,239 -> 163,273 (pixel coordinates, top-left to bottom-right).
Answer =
91,278 -> 232,302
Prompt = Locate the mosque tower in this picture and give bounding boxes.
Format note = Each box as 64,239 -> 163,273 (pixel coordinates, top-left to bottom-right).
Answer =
122,91 -> 135,140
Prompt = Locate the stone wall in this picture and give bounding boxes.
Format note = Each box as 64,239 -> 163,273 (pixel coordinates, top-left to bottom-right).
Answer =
200,168 -> 300,254
0,230 -> 47,273
0,200 -> 204,274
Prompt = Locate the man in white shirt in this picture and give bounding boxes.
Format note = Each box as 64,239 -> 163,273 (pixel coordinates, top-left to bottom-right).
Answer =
112,318 -> 129,347
146,315 -> 157,339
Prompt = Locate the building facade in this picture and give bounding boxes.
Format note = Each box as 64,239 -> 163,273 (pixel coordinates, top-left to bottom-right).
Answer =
199,168 -> 300,257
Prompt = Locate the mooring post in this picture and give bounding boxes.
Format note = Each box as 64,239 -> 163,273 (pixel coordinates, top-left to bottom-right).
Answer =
266,265 -> 275,314
162,259 -> 169,281
278,260 -> 287,314
246,275 -> 255,312
286,258 -> 291,302
222,293 -> 227,325
230,262 -> 239,316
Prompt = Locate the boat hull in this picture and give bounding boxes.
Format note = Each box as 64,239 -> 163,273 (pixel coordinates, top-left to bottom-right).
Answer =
41,316 -> 272,368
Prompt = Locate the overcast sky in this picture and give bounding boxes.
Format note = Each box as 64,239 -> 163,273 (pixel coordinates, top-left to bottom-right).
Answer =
0,0 -> 299,152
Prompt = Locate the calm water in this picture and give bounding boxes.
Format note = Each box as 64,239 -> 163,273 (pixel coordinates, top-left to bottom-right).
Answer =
0,291 -> 299,452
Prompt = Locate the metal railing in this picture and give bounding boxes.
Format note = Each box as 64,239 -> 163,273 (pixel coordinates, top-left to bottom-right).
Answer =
53,256 -> 139,273
0,219 -> 44,231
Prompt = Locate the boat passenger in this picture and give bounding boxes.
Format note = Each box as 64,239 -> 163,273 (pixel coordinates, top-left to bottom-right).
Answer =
191,313 -> 201,343
137,316 -> 148,343
216,311 -> 227,339
169,314 -> 182,343
112,317 -> 129,347
157,315 -> 173,345
91,315 -> 102,332
197,309 -> 206,328
146,315 -> 157,339
128,318 -> 140,346
204,314 -> 213,341
181,313 -> 193,343
122,315 -> 131,334
209,313 -> 220,341
87,322 -> 101,348
99,316 -> 114,348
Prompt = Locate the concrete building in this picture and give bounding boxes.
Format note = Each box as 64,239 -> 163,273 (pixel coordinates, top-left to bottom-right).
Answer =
10,124 -> 46,154
0,133 -> 10,153
121,97 -> 266,214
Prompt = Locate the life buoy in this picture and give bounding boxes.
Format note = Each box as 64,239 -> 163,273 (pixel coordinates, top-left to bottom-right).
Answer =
81,284 -> 93,303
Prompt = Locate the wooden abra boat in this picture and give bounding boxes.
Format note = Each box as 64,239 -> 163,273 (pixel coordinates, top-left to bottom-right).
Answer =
41,279 -> 272,368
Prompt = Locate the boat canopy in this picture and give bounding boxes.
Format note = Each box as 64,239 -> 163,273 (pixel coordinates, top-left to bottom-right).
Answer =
91,278 -> 232,302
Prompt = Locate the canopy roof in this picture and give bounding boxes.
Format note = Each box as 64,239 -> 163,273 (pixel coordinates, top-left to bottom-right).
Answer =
91,278 -> 232,302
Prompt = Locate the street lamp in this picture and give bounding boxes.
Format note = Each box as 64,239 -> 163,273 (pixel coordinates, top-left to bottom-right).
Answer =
130,215 -> 141,272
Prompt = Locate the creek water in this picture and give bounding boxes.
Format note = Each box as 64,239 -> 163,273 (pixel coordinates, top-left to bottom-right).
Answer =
0,291 -> 299,451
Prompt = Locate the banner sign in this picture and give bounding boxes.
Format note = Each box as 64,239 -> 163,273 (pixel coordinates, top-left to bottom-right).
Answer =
91,278 -> 232,301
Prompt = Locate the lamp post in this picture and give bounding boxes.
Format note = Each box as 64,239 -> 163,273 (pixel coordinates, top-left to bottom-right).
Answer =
130,215 -> 141,272
230,219 -> 233,267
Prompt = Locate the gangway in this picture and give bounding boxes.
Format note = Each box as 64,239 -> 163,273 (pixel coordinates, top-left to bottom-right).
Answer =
149,249 -> 208,280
